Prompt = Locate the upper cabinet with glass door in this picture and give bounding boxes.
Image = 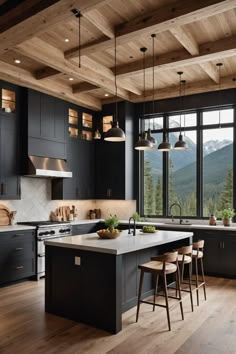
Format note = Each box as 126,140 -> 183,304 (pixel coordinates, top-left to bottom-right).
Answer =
82,112 -> 93,141
68,108 -> 79,138
1,88 -> 16,114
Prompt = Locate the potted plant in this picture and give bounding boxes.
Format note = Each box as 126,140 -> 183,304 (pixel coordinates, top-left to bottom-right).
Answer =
97,214 -> 121,239
220,208 -> 235,227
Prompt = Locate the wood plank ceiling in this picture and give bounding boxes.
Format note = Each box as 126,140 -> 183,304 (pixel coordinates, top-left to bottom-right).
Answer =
0,0 -> 236,111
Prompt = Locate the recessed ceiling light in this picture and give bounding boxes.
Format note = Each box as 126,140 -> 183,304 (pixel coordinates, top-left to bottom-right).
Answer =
69,77 -> 74,81
104,93 -> 109,97
14,59 -> 21,64
65,38 -> 69,42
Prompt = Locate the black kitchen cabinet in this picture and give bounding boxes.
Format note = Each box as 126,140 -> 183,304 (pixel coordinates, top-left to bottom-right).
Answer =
95,101 -> 134,200
0,81 -> 20,199
0,230 -> 36,286
26,89 -> 66,159
52,139 -> 95,200
193,230 -> 236,277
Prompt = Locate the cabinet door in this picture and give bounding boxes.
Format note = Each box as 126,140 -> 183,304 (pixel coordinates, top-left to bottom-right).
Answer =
220,237 -> 236,276
0,115 -> 20,199
41,93 -> 55,139
95,140 -> 125,199
28,89 -> 41,137
201,235 -> 222,274
77,140 -> 95,199
54,98 -> 66,142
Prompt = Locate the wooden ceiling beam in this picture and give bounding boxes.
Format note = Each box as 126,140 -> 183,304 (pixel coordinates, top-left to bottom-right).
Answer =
14,38 -> 131,100
35,67 -> 61,80
169,26 -> 199,56
129,75 -> 236,103
83,11 -> 115,38
72,82 -> 99,93
199,62 -> 220,83
65,0 -> 236,59
0,0 -> 109,55
0,61 -> 101,110
116,35 -> 236,78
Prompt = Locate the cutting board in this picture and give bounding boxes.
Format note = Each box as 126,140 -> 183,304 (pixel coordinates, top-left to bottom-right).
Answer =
0,204 -> 10,225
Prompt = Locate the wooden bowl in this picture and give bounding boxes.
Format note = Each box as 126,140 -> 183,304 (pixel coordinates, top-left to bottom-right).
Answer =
97,230 -> 122,239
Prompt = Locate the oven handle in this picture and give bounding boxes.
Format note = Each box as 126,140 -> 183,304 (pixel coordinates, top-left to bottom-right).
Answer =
38,234 -> 72,241
38,253 -> 45,257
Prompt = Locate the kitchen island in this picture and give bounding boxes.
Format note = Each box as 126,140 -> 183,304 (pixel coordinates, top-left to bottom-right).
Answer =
45,230 -> 192,334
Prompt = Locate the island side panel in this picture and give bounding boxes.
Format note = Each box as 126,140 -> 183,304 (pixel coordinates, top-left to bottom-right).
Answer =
121,237 -> 192,313
45,245 -> 122,334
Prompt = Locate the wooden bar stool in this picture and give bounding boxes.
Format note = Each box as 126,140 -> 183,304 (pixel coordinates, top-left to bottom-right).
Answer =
192,240 -> 207,305
176,245 -> 194,312
136,251 -> 184,331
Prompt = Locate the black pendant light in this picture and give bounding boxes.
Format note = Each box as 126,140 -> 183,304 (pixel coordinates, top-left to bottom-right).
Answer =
135,47 -> 153,150
174,71 -> 188,150
146,34 -> 157,147
158,132 -> 172,151
104,35 -> 125,142
216,62 -> 223,128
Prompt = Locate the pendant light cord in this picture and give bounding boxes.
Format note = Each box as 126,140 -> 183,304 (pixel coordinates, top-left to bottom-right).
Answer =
177,71 -> 183,134
115,34 -> 118,124
217,63 -> 223,128
181,80 -> 186,136
77,11 -> 81,68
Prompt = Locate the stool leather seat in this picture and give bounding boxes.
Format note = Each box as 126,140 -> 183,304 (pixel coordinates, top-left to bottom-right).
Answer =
139,261 -> 177,274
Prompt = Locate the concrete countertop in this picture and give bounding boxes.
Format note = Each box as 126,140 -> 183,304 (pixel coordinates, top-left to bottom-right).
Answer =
71,218 -> 236,232
45,229 -> 193,255
0,225 -> 36,232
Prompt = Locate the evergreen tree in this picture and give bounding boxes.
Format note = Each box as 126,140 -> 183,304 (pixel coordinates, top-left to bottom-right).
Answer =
144,160 -> 155,215
218,167 -> 233,211
155,176 -> 162,215
168,158 -> 180,215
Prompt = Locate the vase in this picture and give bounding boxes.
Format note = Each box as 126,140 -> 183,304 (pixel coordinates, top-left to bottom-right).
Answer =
209,214 -> 217,226
223,217 -> 232,227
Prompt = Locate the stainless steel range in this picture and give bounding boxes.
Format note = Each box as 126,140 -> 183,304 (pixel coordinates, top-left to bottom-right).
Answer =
18,221 -> 72,279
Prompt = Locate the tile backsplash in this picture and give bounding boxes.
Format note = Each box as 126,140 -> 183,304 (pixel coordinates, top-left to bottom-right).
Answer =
3,178 -> 136,222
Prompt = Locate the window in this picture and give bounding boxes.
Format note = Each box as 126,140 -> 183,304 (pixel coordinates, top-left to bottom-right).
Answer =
144,133 -> 163,216
141,108 -> 234,218
203,127 -> 233,217
168,130 -> 197,216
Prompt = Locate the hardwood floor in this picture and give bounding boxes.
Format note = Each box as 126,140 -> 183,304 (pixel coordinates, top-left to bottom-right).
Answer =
0,277 -> 236,354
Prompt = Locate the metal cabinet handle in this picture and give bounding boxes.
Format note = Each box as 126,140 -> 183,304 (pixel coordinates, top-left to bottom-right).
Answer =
107,188 -> 112,197
15,266 -> 24,270
1,182 -> 7,195
222,241 -> 224,249
15,247 -> 23,251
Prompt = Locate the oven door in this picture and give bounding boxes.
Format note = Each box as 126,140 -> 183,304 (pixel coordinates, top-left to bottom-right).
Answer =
37,239 -> 45,278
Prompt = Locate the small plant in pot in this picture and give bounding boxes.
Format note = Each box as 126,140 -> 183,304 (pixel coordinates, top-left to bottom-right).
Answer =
97,214 -> 121,239
220,208 -> 235,227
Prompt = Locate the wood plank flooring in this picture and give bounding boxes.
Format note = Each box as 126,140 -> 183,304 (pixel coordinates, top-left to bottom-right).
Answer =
0,277 -> 236,354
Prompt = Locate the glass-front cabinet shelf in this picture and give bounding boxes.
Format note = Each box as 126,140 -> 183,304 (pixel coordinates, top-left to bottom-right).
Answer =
2,89 -> 16,113
103,115 -> 113,133
69,126 -> 78,138
69,108 -> 78,125
82,112 -> 93,129
81,130 -> 93,140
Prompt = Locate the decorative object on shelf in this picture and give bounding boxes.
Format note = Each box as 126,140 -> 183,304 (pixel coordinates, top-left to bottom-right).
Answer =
209,214 -> 217,226
94,129 -> 101,140
0,204 -> 14,225
216,62 -> 223,128
174,72 -> 188,150
158,132 -> 172,151
104,35 -> 125,142
220,208 -> 235,227
97,214 -> 122,239
135,47 -> 153,151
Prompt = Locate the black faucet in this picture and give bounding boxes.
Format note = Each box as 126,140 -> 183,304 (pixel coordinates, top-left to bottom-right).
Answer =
169,203 -> 183,224
128,217 -> 136,236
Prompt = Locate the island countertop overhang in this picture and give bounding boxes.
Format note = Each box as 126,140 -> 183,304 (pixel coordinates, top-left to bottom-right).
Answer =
44,230 -> 193,255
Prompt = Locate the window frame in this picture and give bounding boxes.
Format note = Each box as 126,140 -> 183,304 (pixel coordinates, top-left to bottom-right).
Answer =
140,106 -> 235,219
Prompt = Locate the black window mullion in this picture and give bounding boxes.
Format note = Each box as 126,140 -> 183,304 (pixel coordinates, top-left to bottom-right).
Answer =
163,113 -> 169,216
197,110 -> 203,217
233,105 -> 236,219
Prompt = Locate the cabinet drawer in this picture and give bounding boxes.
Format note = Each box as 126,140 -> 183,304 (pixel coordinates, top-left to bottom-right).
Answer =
72,223 -> 99,235
0,258 -> 35,284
